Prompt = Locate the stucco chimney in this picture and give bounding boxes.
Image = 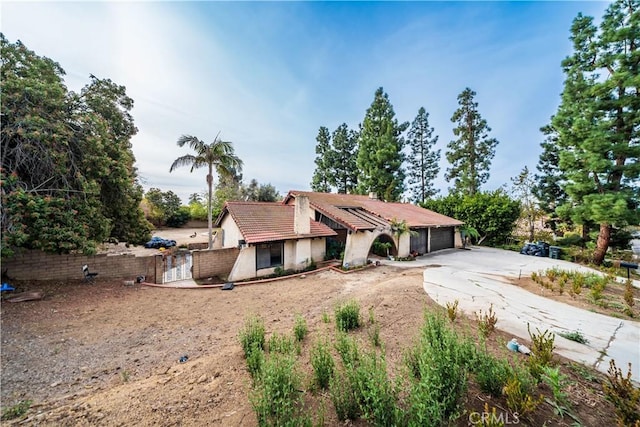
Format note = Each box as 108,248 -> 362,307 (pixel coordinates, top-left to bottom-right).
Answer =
294,195 -> 311,235
369,192 -> 378,200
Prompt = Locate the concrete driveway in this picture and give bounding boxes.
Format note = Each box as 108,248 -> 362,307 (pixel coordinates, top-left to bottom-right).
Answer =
386,247 -> 640,381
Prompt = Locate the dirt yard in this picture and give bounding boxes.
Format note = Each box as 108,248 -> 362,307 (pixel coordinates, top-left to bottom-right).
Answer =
0,264 -> 622,426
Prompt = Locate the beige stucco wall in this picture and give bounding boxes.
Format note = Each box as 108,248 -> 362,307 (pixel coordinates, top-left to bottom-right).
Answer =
219,215 -> 244,249
227,237 -> 328,282
311,238 -> 325,262
228,246 -> 257,281
343,229 -> 411,267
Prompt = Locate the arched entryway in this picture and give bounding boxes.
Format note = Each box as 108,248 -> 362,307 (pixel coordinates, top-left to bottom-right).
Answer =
368,233 -> 397,258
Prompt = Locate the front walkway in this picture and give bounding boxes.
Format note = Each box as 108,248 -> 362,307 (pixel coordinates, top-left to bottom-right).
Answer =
386,247 -> 640,382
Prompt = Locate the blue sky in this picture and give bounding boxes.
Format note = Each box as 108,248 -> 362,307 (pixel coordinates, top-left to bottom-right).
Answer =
2,1 -> 610,203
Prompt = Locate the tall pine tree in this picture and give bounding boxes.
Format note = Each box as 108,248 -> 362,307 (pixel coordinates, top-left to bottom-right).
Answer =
406,107 -> 440,204
445,88 -> 499,196
356,87 -> 408,201
310,126 -> 334,192
551,1 -> 640,264
331,123 -> 358,194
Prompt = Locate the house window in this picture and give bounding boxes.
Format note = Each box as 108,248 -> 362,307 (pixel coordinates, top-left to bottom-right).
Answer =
256,242 -> 283,270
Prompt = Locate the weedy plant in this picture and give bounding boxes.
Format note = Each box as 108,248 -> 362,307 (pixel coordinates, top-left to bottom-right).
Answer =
602,360 -> 640,427
527,324 -> 556,380
310,338 -> 335,390
541,366 -> 572,417
335,332 -> 360,367
473,350 -> 512,397
246,343 -> 265,381
623,279 -> 635,317
251,354 -> 310,426
446,299 -> 459,322
503,376 -> 542,419
329,371 -> 361,421
335,300 -> 361,332
322,310 -> 330,324
475,304 -> 498,338
239,315 -> 266,358
293,314 -> 308,342
1,400 -> 32,421
267,332 -> 299,355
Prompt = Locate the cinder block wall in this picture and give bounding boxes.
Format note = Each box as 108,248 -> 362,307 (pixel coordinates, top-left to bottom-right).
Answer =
192,248 -> 239,281
2,251 -> 159,282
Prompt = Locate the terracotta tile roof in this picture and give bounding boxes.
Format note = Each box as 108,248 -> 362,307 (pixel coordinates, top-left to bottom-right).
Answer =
216,201 -> 337,244
284,191 -> 463,230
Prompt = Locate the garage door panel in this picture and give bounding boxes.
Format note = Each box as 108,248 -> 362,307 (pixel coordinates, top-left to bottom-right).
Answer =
410,229 -> 427,254
430,227 -> 454,252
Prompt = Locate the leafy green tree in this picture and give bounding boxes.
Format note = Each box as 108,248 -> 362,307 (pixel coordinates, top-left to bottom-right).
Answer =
188,193 -> 202,204
212,169 -> 243,219
1,34 -> 150,256
331,123 -> 359,194
511,166 -> 543,242
406,107 -> 441,203
310,126 -> 333,192
170,133 -> 243,249
422,190 -> 520,246
144,188 -> 183,226
356,87 -> 408,201
550,1 -> 640,264
445,88 -> 499,196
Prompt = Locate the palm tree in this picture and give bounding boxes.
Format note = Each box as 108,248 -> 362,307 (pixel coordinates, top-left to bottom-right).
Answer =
169,133 -> 243,249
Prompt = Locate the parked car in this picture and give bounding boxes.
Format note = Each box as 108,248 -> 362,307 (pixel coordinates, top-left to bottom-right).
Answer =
144,236 -> 177,249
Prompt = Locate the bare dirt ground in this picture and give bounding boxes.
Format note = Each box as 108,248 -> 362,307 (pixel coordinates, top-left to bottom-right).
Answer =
1,262 -> 623,426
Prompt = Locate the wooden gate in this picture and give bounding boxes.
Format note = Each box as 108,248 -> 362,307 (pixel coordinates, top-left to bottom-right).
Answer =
163,252 -> 193,283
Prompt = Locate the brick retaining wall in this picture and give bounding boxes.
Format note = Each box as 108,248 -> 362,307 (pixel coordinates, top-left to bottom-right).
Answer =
192,248 -> 239,281
2,251 -> 160,283
2,248 -> 240,284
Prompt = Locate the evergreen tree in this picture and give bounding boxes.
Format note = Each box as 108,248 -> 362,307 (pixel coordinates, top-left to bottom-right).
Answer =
331,123 -> 358,194
445,88 -> 499,196
310,126 -> 334,192
356,87 -> 408,201
551,1 -> 640,264
406,107 -> 441,203
533,125 -> 570,235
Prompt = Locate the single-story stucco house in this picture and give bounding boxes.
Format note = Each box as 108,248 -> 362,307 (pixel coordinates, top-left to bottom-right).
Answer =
214,191 -> 463,281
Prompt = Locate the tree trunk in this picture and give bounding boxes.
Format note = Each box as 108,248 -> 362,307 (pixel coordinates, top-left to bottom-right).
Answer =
593,223 -> 611,265
207,164 -> 213,250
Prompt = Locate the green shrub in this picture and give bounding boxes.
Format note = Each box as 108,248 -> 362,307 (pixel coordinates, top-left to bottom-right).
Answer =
293,314 -> 308,342
311,338 -> 335,390
322,310 -> 330,323
267,332 -> 298,355
251,354 -> 310,426
473,351 -> 512,397
335,300 -> 361,332
239,315 -> 266,358
1,400 -> 32,421
527,324 -> 556,380
406,312 -> 470,424
330,372 -> 361,421
475,304 -> 498,338
348,350 -> 399,426
246,343 -> 265,381
603,360 -> 640,426
335,332 -> 360,367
